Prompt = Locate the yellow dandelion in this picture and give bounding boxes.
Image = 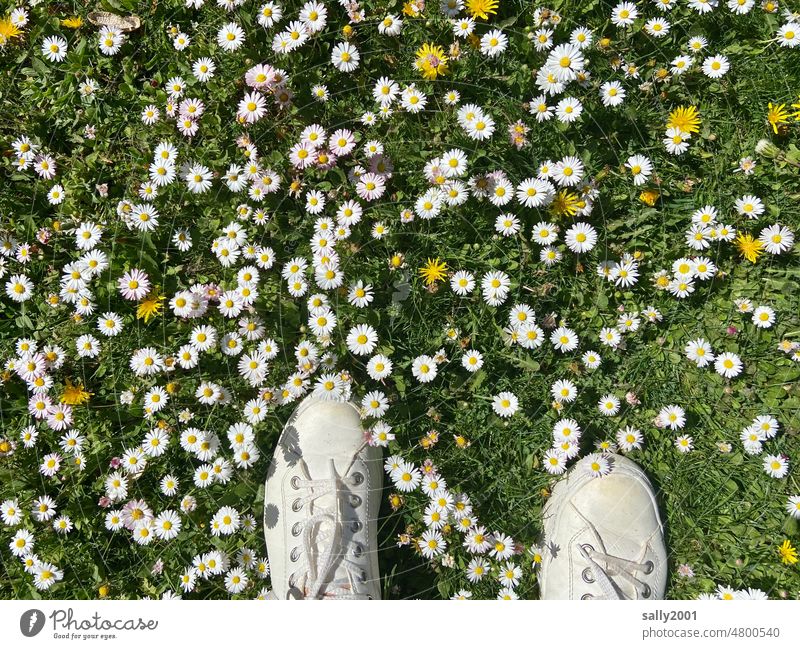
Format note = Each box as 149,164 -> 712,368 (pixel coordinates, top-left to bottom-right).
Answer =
419,258 -> 448,285
735,232 -> 763,264
550,190 -> 580,217
639,189 -> 660,206
778,539 -> 798,565
136,292 -> 165,323
415,43 -> 449,80
60,379 -> 91,406
0,16 -> 22,45
466,0 -> 499,20
61,16 -> 83,29
791,96 -> 800,121
667,105 -> 700,134
402,1 -> 422,17
767,102 -> 790,133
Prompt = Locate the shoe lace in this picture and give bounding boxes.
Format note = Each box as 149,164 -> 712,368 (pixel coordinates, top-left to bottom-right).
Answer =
578,543 -> 654,600
572,504 -> 654,600
288,457 -> 370,600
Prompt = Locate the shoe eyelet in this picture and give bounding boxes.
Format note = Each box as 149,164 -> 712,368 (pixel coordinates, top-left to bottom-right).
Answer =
352,543 -> 363,558
358,569 -> 367,583
290,547 -> 300,562
580,543 -> 594,554
291,498 -> 302,512
366,595 -> 373,600
288,575 -> 296,588
291,522 -> 303,537
349,494 -> 362,508
351,472 -> 364,485
290,476 -> 300,489
643,560 -> 654,575
641,584 -> 651,599
581,567 -> 595,583
581,593 -> 594,600
350,521 -> 363,533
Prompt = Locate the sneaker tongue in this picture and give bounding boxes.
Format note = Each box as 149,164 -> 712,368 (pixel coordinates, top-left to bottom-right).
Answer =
302,459 -> 359,597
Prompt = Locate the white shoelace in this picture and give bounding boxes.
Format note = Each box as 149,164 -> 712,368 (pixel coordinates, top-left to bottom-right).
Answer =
578,543 -> 654,599
571,504 -> 654,600
288,458 -> 370,600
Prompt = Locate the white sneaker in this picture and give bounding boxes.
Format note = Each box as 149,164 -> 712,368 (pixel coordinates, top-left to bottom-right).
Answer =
539,453 -> 667,600
263,395 -> 383,599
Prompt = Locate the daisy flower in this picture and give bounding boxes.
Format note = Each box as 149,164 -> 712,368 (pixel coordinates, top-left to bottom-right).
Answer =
714,352 -> 743,378
492,392 -> 519,418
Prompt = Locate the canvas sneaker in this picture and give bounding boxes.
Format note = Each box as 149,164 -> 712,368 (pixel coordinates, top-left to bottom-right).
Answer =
539,453 -> 667,600
263,395 -> 383,599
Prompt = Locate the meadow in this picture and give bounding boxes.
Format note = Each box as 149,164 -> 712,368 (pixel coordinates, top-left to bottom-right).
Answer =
0,0 -> 799,600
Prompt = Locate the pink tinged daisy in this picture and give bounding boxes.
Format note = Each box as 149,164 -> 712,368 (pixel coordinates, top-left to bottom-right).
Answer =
357,172 -> 386,201
118,268 -> 150,300
329,129 -> 356,156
